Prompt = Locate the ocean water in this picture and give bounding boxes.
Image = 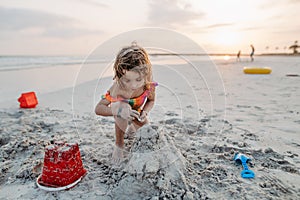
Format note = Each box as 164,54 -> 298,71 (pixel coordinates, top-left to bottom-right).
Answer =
0,55 -> 104,71
0,54 -> 215,71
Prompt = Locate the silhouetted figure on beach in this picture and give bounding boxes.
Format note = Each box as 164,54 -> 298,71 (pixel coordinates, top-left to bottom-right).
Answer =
289,40 -> 299,54
236,50 -> 241,62
250,45 -> 255,62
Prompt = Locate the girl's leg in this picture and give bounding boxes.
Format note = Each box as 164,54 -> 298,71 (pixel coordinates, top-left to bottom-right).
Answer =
115,117 -> 127,147
125,122 -> 136,139
112,115 -> 128,165
112,110 -> 149,164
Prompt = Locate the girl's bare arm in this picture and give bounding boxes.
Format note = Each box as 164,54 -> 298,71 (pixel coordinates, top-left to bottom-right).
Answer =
142,87 -> 156,113
95,98 -> 113,116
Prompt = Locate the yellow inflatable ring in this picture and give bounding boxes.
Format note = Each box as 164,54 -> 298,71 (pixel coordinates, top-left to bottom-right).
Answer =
243,67 -> 272,74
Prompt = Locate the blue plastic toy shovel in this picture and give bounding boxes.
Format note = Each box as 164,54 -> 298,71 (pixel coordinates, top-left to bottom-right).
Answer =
234,153 -> 255,178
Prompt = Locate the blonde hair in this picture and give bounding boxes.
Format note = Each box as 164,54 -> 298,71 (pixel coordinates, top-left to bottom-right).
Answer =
113,43 -> 152,88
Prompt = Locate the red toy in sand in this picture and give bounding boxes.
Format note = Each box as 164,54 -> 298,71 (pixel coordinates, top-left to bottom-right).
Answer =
18,92 -> 38,108
37,141 -> 87,191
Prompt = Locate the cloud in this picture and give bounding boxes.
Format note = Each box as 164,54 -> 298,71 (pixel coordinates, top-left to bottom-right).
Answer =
0,7 -> 74,30
239,26 -> 263,31
146,0 -> 205,28
42,27 -> 103,38
78,0 -> 109,8
259,0 -> 300,10
287,0 -> 300,4
0,6 -> 103,38
205,23 -> 235,29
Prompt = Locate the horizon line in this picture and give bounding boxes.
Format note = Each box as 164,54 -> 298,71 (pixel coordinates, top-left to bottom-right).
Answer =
0,52 -> 299,57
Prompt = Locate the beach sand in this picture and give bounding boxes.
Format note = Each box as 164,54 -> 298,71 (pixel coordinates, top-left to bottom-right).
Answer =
0,55 -> 299,199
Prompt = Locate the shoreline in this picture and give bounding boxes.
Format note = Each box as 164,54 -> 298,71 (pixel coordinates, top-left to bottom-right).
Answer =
150,53 -> 300,57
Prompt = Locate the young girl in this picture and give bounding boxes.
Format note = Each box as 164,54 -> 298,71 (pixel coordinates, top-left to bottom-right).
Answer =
95,43 -> 157,164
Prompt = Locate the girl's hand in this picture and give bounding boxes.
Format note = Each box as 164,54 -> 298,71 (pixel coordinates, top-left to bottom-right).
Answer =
139,110 -> 148,122
111,102 -> 140,121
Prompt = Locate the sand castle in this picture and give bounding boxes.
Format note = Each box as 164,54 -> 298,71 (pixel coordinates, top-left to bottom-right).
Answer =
111,125 -> 193,199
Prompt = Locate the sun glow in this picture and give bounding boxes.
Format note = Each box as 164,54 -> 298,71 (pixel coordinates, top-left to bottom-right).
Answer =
223,55 -> 230,60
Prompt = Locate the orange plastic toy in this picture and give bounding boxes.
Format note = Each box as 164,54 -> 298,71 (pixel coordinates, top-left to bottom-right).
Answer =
18,92 -> 38,108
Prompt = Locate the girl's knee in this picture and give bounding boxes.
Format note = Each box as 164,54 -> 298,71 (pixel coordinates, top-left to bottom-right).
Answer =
114,118 -> 128,132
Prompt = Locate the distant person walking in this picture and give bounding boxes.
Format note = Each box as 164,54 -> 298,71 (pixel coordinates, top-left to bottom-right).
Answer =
236,50 -> 241,62
250,45 -> 255,62
289,40 -> 299,54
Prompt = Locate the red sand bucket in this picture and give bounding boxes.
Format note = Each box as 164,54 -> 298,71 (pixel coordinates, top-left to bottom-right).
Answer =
18,92 -> 38,108
36,141 -> 87,191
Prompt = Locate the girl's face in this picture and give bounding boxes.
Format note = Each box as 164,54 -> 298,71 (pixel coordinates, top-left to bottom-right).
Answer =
120,70 -> 145,91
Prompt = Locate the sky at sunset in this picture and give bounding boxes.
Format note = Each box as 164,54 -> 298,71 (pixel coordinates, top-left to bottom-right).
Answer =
0,0 -> 300,55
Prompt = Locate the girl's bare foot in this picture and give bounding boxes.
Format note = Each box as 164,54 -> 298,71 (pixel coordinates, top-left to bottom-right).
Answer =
111,145 -> 124,165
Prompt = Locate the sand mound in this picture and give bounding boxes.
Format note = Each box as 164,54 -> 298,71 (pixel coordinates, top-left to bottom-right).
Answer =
111,125 -> 192,199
